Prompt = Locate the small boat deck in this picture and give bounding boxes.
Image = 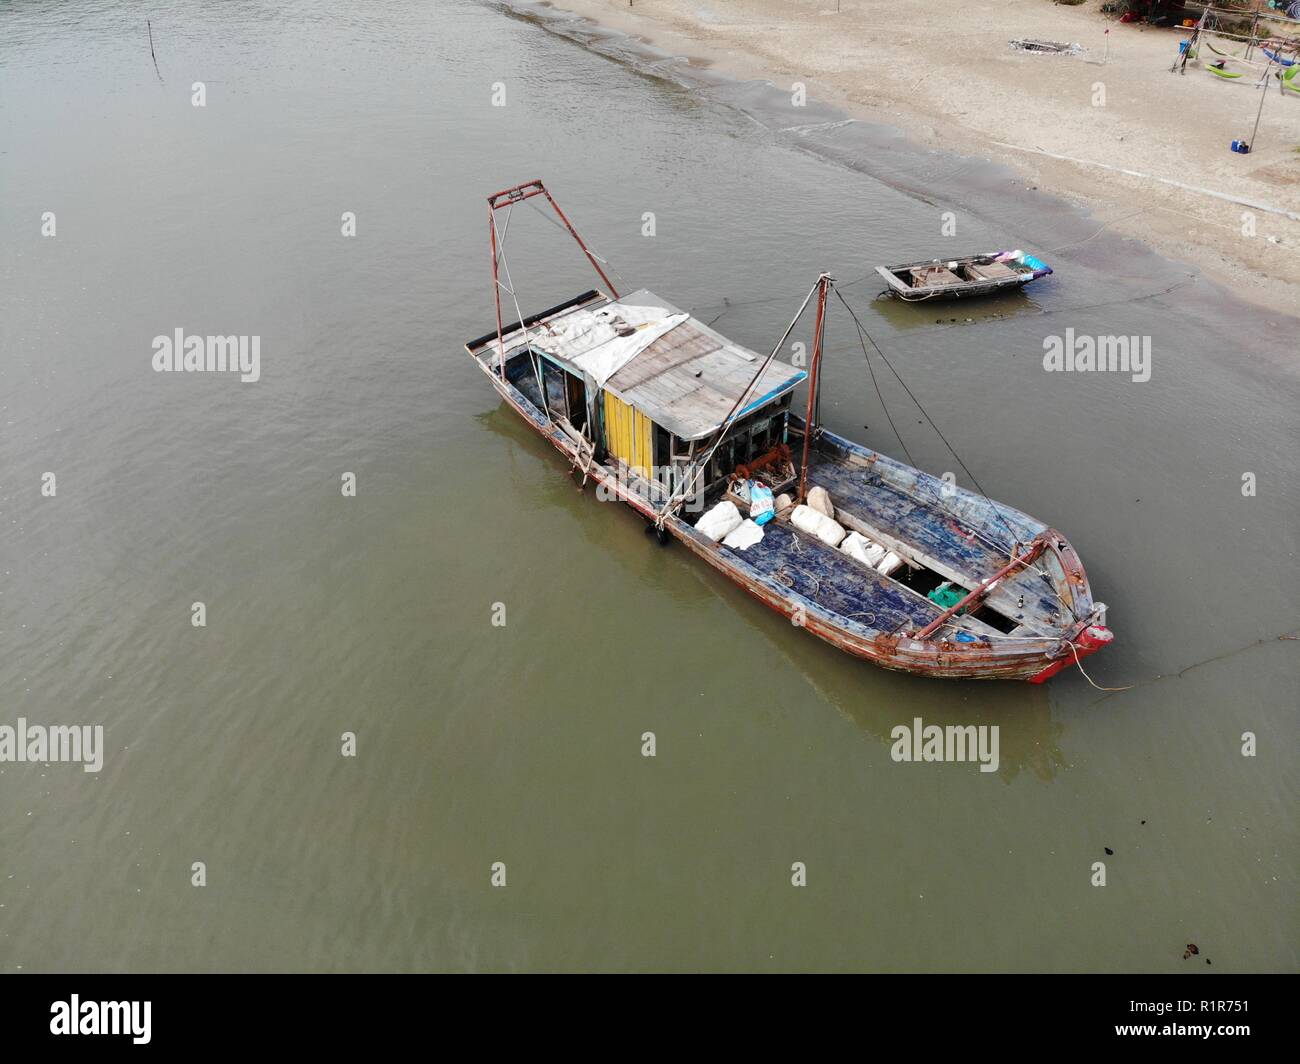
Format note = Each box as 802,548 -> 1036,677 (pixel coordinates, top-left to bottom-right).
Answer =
876,251 -> 1052,302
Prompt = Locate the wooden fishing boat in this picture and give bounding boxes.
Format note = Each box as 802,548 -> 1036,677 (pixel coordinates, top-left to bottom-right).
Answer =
467,181 -> 1110,682
876,251 -> 1052,301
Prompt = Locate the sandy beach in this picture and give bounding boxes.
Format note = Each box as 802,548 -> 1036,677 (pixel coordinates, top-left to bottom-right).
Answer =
541,0 -> 1300,315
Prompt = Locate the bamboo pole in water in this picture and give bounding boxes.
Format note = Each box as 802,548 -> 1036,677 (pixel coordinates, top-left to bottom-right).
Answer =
147,20 -> 163,83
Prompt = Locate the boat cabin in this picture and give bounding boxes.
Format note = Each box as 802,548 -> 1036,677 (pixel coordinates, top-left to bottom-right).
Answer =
483,289 -> 807,505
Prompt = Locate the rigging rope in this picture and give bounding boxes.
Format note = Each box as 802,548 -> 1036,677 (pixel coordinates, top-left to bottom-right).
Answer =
845,302 -> 917,469
492,205 -> 552,421
525,196 -> 629,293
832,289 -> 1023,556
653,276 -> 824,528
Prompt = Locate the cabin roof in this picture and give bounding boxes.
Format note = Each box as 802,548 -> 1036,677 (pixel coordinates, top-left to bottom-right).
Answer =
591,290 -> 806,440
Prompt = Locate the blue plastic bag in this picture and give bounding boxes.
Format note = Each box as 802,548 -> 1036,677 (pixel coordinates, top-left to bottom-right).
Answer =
749,481 -> 775,526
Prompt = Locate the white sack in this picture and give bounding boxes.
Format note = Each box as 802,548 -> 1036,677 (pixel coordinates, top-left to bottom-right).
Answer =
696,500 -> 743,542
877,551 -> 906,577
807,485 -> 835,518
791,504 -> 846,548
840,531 -> 886,569
722,518 -> 765,551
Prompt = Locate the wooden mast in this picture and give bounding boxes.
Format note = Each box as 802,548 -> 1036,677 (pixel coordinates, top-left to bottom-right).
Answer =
488,203 -> 507,381
797,273 -> 832,503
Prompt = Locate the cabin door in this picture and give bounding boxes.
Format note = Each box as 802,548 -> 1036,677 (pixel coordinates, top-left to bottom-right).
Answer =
538,354 -> 589,435
603,391 -> 654,479
565,372 -> 588,434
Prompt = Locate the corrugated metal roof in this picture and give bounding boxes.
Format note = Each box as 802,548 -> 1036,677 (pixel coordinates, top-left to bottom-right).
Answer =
561,290 -> 805,440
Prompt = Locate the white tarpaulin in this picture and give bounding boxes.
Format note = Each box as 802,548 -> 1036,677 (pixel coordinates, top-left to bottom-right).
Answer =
528,292 -> 687,387
722,518 -> 765,551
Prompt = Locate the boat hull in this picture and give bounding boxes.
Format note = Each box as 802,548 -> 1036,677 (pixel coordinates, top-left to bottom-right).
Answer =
889,277 -> 1034,302
876,253 -> 1052,302
473,356 -> 1108,682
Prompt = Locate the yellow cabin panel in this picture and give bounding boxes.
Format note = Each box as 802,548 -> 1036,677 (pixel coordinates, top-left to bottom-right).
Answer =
604,392 -> 653,478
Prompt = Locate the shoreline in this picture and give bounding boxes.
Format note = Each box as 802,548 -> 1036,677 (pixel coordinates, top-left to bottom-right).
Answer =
525,0 -> 1300,318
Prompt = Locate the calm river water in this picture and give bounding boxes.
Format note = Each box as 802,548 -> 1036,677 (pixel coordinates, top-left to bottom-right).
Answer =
0,0 -> 1295,971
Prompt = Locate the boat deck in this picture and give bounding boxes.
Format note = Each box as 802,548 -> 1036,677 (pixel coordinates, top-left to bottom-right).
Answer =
720,517 -> 940,636
790,450 -> 1063,633
722,444 -> 1066,634
812,455 -> 1005,570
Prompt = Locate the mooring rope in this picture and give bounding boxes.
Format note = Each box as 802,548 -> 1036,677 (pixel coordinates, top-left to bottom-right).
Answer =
1067,640 -> 1134,691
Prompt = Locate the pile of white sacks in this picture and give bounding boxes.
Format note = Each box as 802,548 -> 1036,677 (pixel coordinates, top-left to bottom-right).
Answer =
694,500 -> 765,551
695,486 -> 904,576
789,487 -> 905,577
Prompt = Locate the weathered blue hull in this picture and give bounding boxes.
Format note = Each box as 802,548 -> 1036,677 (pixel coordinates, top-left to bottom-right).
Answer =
469,348 -> 1111,682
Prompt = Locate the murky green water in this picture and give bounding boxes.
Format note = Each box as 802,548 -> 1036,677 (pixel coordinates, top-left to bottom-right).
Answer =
0,0 -> 1295,971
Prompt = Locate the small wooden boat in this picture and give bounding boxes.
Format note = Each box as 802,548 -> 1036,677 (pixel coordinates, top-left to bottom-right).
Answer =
876,251 -> 1052,301
467,181 -> 1110,682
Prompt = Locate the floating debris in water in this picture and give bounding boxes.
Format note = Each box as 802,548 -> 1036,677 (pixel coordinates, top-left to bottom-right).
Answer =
1009,39 -> 1086,57
1183,943 -> 1199,959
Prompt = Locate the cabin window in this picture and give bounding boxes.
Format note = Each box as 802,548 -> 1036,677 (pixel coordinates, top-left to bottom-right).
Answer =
717,434 -> 734,477
654,426 -> 670,469
541,358 -> 568,418
505,348 -> 546,410
529,351 -> 589,433
735,426 -> 752,464
712,438 -> 734,483
653,426 -> 672,493
697,404 -> 793,488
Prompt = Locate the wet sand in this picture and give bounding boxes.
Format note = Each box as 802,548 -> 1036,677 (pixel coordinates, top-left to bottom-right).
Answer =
543,0 -> 1300,315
